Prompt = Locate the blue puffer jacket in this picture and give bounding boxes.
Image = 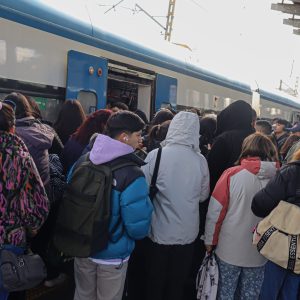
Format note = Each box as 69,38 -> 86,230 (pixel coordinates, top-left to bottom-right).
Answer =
81,134 -> 153,260
93,160 -> 152,259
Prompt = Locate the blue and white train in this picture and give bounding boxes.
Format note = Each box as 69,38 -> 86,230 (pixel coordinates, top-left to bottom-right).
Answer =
1,0 -> 300,123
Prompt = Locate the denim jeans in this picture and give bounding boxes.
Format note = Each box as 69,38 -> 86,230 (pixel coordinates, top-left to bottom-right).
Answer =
259,261 -> 300,300
0,245 -> 24,300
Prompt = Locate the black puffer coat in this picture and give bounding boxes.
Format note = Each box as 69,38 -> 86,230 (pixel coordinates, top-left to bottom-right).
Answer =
207,100 -> 254,191
252,161 -> 300,218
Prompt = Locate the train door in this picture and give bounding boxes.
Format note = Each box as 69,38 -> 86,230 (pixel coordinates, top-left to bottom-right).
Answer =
107,62 -> 155,120
66,50 -> 108,114
155,74 -> 177,112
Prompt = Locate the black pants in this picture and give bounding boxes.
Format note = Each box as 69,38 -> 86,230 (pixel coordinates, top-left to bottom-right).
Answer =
146,239 -> 195,300
125,238 -> 149,300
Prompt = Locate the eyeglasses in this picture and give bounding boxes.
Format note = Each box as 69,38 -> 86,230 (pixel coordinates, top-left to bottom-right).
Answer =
3,99 -> 16,112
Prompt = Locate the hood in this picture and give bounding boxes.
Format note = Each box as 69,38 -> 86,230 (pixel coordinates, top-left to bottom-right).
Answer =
90,134 -> 134,165
215,100 -> 253,136
16,117 -> 54,149
164,111 -> 200,150
240,157 -> 278,180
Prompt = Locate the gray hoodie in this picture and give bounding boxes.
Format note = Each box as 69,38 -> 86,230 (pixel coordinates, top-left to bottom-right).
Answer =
142,111 -> 210,245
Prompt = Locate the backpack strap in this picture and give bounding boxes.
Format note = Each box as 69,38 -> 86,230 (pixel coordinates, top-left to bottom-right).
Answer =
105,159 -> 138,243
150,147 -> 162,198
150,147 -> 162,193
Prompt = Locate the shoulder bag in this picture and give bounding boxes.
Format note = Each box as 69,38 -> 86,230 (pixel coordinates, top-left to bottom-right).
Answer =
0,249 -> 46,291
149,147 -> 162,201
253,174 -> 300,273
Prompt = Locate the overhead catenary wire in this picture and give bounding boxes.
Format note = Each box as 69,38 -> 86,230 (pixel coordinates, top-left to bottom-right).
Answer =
104,0 -> 125,14
188,0 -> 207,11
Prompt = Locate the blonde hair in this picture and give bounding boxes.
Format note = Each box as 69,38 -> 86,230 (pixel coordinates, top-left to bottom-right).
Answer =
237,133 -> 278,163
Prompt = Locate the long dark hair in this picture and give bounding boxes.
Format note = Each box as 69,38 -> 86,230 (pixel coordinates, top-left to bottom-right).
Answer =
71,109 -> 112,146
150,109 -> 174,127
148,120 -> 171,145
25,96 -> 42,120
53,100 -> 86,145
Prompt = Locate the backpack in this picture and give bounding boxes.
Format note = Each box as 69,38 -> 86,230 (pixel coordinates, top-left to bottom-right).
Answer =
253,200 -> 300,274
53,154 -> 134,258
253,164 -> 300,274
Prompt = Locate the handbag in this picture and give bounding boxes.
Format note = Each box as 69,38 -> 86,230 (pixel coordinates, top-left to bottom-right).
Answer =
253,200 -> 300,274
0,249 -> 47,291
149,147 -> 162,201
196,252 -> 219,300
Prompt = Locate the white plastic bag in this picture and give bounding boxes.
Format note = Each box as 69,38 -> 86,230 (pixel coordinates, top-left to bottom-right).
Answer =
196,252 -> 219,300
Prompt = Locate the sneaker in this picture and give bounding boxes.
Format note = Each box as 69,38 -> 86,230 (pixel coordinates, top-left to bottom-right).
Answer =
44,273 -> 67,288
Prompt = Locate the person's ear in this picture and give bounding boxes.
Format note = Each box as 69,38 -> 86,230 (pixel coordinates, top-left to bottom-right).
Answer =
119,132 -> 129,143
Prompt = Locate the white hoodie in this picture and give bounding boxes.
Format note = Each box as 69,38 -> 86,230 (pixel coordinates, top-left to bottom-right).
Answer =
142,111 -> 210,245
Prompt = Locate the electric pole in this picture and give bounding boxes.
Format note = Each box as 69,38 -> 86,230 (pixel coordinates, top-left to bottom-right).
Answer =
135,0 -> 176,42
165,0 -> 176,41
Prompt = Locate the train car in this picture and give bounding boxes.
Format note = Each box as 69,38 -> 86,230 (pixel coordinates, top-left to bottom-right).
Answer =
0,0 -> 300,123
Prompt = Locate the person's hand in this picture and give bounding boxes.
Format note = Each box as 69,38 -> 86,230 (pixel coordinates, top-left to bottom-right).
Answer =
205,244 -> 213,253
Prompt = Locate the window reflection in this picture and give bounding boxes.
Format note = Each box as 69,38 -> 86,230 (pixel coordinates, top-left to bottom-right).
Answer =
224,97 -> 231,108
15,47 -> 38,63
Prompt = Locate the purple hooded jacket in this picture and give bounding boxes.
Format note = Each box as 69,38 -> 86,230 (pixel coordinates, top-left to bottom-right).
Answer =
16,117 -> 55,186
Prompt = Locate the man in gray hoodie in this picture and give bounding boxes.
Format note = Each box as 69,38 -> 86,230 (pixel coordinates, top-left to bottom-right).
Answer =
142,111 -> 210,300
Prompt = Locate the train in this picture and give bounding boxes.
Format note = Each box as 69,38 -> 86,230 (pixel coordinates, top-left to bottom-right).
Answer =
1,0 -> 300,123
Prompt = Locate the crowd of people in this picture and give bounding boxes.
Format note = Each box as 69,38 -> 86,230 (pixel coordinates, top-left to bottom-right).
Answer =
0,94 -> 300,300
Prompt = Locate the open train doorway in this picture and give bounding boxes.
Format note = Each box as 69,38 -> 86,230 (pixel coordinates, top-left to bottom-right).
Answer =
107,62 -> 155,120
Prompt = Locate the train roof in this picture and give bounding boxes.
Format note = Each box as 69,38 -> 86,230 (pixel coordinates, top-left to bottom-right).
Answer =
1,0 -> 300,110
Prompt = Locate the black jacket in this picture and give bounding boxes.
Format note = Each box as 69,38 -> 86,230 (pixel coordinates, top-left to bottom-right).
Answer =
252,161 -> 300,218
208,100 -> 254,191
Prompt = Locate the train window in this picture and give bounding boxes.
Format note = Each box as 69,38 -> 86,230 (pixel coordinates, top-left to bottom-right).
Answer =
191,90 -> 200,107
224,98 -> 231,108
0,93 -> 63,124
271,107 -> 277,115
77,91 -> 97,114
170,85 -> 177,107
204,94 -> 210,109
213,96 -> 219,109
0,40 -> 6,64
33,97 -> 63,124
284,111 -> 289,121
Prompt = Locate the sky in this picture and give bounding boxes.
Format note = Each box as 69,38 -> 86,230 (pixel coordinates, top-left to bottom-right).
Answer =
42,0 -> 300,99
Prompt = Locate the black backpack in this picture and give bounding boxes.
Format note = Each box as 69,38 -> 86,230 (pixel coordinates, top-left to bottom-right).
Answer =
53,154 -> 134,258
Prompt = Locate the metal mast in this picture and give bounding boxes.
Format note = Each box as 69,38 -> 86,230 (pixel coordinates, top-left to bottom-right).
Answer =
135,0 -> 176,42
165,0 -> 176,41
